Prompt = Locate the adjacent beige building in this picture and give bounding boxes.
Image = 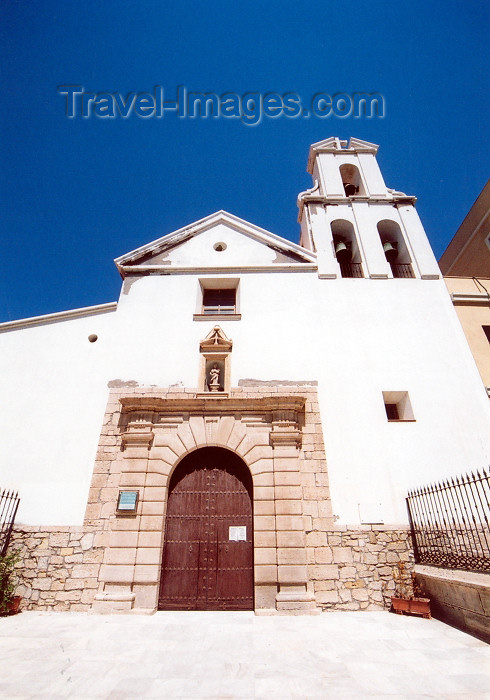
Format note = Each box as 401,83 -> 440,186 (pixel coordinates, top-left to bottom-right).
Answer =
440,182 -> 490,392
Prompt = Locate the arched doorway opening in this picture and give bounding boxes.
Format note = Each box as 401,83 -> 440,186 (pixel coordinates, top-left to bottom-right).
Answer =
158,447 -> 254,610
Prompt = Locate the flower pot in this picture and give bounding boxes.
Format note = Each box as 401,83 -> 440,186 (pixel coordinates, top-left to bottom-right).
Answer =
0,596 -> 22,616
391,596 -> 411,614
391,596 -> 430,619
409,597 -> 431,619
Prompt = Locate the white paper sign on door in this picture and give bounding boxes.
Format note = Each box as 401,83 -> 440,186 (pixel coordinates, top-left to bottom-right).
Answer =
229,526 -> 246,541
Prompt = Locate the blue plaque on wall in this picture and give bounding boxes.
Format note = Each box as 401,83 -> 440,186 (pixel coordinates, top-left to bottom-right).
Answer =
117,490 -> 139,513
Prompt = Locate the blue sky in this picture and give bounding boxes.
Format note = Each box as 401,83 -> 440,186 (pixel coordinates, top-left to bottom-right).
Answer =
1,0 -> 488,321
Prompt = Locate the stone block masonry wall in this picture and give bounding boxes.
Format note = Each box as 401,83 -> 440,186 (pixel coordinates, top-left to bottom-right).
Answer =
10,526 -> 104,611
307,526 -> 415,610
11,524 -> 413,612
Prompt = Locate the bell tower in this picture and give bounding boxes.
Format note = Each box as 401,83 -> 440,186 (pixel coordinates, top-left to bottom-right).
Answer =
298,137 -> 440,280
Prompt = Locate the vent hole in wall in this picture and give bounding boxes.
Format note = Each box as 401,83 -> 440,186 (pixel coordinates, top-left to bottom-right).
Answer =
88,334 -> 98,343
213,242 -> 227,251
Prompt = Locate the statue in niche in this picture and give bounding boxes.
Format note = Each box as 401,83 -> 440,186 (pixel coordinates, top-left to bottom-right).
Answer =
208,364 -> 221,392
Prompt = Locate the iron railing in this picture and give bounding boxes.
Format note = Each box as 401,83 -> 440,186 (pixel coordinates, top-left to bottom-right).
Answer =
406,468 -> 490,572
391,263 -> 415,278
0,489 -> 20,557
339,262 -> 364,278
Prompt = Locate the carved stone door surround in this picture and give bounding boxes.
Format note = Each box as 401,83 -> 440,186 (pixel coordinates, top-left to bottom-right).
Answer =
91,394 -> 318,614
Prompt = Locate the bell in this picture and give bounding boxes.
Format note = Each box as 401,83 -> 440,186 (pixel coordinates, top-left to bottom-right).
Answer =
343,182 -> 357,196
383,241 -> 398,262
335,240 -> 351,261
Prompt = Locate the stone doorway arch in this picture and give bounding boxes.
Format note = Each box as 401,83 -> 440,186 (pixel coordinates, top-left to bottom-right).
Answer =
89,390 -> 326,614
158,446 -> 253,610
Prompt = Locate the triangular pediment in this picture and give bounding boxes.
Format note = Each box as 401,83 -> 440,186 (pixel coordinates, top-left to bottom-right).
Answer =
310,136 -> 345,151
114,211 -> 316,276
199,325 -> 233,352
307,136 -> 379,172
309,136 -> 379,153
347,137 -> 379,152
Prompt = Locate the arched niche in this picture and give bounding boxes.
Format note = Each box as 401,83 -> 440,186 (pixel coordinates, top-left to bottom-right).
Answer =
339,163 -> 366,196
331,219 -> 364,278
377,220 -> 415,278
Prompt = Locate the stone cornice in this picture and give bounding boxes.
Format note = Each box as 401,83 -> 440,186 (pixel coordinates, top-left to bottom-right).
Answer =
0,302 -> 117,332
450,293 -> 490,306
114,210 -> 317,277
120,395 -> 306,417
121,430 -> 154,449
269,422 -> 303,448
301,195 -> 417,206
297,194 -> 417,221
120,395 -> 306,449
118,263 -> 317,277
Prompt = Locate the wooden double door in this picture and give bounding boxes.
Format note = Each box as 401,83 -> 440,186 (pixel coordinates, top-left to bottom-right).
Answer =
158,447 -> 254,610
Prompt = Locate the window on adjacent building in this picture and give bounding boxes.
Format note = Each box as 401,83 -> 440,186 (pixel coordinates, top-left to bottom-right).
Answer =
482,326 -> 490,344
382,391 -> 415,422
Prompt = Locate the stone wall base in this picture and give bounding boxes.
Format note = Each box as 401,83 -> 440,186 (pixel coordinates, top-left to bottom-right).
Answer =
10,526 -> 104,611
414,564 -> 490,643
308,526 -> 414,611
10,524 -> 413,613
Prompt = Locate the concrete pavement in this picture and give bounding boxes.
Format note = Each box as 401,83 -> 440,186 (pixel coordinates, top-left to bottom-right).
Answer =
0,610 -> 488,699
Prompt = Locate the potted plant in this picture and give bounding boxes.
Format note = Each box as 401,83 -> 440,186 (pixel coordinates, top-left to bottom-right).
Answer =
390,561 -> 431,619
0,549 -> 22,616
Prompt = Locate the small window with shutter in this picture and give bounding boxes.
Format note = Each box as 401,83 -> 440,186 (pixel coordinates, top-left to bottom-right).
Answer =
384,403 -> 399,421
202,288 -> 236,315
194,279 -> 241,321
382,391 -> 415,422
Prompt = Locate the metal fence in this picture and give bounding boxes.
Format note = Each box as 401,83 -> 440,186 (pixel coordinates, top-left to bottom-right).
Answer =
391,263 -> 415,278
0,489 -> 20,557
406,468 -> 490,572
339,262 -> 364,278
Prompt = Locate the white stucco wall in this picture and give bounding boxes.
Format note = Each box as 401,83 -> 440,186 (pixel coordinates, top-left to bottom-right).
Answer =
2,257 -> 489,527
0,309 -> 117,525
114,270 -> 490,524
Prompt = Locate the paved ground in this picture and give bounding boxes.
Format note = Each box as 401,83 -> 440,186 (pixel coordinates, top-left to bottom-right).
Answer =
0,610 -> 488,699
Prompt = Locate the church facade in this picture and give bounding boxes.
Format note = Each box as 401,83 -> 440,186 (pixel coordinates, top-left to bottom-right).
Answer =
2,137 -> 490,614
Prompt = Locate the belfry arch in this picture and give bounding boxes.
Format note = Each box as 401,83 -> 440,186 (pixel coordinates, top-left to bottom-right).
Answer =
88,390 -> 328,615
